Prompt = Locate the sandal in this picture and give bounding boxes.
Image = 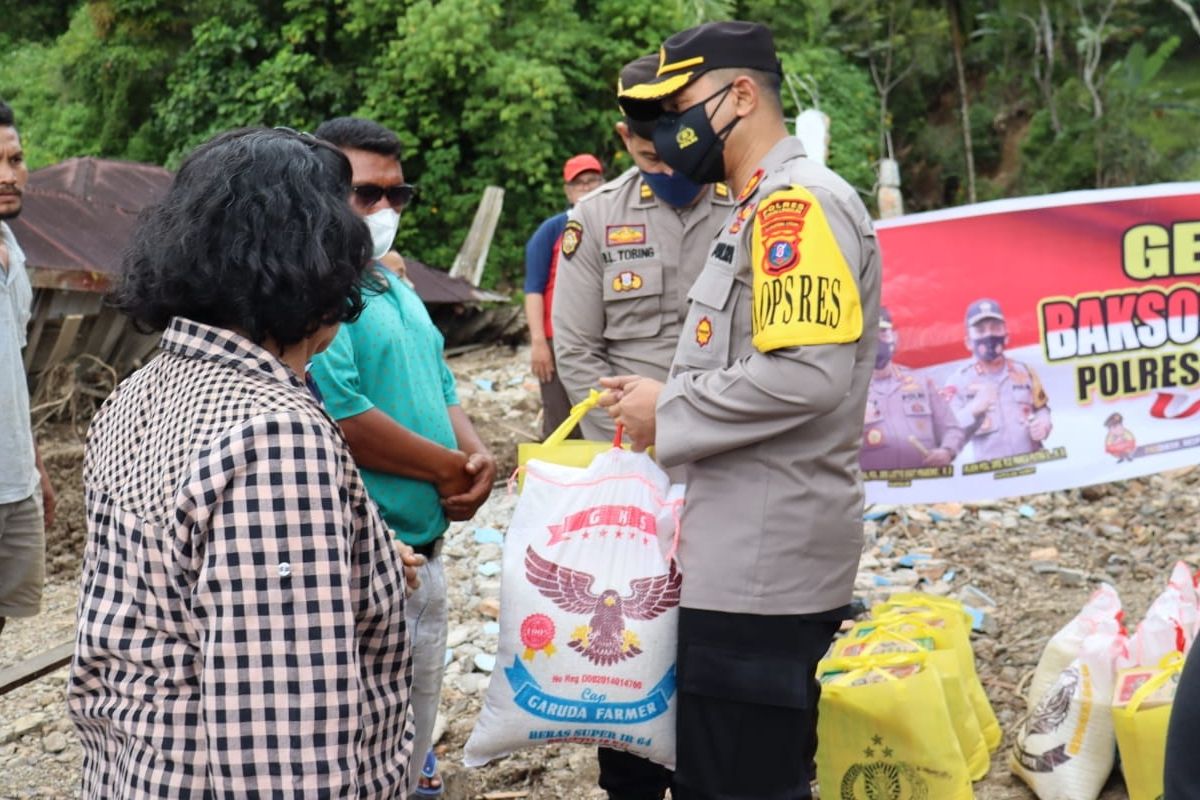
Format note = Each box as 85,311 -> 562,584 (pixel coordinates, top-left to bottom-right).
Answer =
414,750 -> 443,797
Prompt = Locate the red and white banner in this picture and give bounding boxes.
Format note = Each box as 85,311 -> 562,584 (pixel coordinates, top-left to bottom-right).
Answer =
865,183 -> 1200,503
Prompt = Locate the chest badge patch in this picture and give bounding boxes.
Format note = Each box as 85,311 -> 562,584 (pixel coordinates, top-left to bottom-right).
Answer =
695,316 -> 714,347
560,220 -> 583,259
606,224 -> 646,246
612,271 -> 644,292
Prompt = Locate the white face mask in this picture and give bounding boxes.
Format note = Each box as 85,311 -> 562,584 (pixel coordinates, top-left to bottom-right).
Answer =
364,208 -> 401,260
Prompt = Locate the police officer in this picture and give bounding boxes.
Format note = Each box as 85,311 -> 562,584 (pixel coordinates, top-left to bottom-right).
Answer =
553,55 -> 734,441
943,298 -> 1052,462
605,21 -> 881,800
862,306 -> 963,472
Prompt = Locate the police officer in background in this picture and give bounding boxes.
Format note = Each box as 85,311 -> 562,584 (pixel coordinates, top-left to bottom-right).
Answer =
553,55 -> 734,441
605,21 -> 881,799
943,298 -> 1052,462
862,306 -> 963,472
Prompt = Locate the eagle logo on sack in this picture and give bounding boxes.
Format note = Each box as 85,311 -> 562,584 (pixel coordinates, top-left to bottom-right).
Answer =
525,547 -> 680,666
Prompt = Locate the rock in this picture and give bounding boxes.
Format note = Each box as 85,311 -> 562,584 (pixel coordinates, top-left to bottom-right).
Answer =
478,598 -> 501,619
476,543 -> 503,562
1057,568 -> 1088,587
1029,546 -> 1059,562
41,732 -> 68,754
1,713 -> 48,745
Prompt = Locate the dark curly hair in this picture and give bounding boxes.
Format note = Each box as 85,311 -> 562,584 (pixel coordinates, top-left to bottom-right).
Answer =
0,100 -> 15,127
112,127 -> 376,348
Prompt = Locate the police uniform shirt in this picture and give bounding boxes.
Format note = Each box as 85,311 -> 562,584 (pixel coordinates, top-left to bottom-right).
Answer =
552,166 -> 734,439
861,364 -> 965,472
654,136 -> 882,615
943,357 -> 1051,462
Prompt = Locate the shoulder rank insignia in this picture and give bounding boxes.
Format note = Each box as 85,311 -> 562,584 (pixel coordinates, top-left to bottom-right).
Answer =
640,182 -> 654,200
736,169 -> 765,203
560,220 -> 583,259
714,182 -> 730,198
728,203 -> 755,235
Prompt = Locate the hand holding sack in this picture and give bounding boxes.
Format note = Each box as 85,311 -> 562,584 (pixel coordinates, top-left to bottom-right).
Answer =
464,447 -> 684,769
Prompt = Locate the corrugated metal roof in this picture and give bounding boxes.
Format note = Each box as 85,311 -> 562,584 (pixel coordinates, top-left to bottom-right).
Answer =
9,157 -> 172,282
9,157 -> 505,305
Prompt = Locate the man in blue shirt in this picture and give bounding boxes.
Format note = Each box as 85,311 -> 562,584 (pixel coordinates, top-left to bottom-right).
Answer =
311,117 -> 496,798
524,153 -> 603,437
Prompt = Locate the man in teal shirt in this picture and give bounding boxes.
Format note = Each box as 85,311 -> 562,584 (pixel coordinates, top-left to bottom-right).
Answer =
311,117 -> 495,798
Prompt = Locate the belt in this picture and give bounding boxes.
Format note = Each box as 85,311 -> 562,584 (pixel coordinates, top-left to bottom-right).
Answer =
411,539 -> 443,559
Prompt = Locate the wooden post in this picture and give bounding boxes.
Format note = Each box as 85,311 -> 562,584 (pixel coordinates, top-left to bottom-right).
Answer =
449,186 -> 505,287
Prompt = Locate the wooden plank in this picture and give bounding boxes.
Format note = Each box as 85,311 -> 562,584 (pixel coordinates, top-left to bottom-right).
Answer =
32,313 -> 83,398
0,641 -> 74,696
21,301 -> 49,373
93,308 -> 130,364
449,186 -> 505,287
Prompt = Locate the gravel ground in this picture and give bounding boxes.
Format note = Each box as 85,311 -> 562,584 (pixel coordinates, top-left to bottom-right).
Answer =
4,344 -> 1195,799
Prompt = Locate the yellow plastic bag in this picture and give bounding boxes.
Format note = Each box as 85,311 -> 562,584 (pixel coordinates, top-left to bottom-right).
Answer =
817,652 -> 975,800
833,619 -> 990,780
516,390 -> 628,490
872,595 -> 1002,751
1112,652 -> 1184,800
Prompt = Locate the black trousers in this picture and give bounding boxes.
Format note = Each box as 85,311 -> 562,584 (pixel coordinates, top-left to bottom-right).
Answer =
1164,643 -> 1200,799
599,607 -> 841,800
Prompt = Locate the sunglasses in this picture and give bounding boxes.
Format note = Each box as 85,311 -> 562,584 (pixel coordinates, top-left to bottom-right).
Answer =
351,183 -> 417,210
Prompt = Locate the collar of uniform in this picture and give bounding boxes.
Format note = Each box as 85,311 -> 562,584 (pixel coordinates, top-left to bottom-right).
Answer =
736,136 -> 808,207
160,316 -> 306,391
634,178 -> 736,209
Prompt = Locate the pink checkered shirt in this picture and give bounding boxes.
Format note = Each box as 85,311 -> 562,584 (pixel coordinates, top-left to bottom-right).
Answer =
68,317 -> 415,798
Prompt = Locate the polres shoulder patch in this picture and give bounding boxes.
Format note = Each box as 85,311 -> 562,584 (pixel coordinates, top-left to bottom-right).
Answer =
560,220 -> 583,259
749,186 -> 863,352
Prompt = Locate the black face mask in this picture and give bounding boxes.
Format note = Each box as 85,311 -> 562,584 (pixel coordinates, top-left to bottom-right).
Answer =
652,83 -> 740,185
875,340 -> 895,370
972,334 -> 1006,363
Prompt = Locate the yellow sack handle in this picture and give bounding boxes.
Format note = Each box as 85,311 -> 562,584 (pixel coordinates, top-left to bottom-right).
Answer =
544,389 -> 603,447
818,651 -> 928,687
1125,652 -> 1185,715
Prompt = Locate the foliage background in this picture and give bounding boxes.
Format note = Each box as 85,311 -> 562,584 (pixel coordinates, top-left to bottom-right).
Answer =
2,0 -> 1197,288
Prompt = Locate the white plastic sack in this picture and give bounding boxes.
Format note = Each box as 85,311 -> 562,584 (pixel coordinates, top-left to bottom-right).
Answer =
1121,561 -> 1198,669
464,449 -> 684,770
1027,584 -> 1123,709
1010,630 -> 1122,800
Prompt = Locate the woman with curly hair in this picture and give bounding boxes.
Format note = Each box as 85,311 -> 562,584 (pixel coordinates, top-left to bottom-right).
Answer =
67,127 -> 419,799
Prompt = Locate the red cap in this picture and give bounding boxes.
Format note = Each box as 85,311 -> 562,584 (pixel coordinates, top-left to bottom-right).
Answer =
563,154 -> 602,183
